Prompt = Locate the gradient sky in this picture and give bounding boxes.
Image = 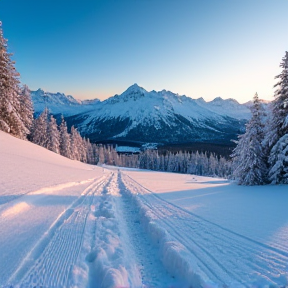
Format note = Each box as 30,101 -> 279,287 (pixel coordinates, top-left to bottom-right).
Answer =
0,0 -> 287,103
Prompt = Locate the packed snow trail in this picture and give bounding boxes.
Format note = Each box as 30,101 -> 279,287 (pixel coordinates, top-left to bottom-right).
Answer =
120,172 -> 288,287
75,172 -> 178,288
116,173 -> 178,287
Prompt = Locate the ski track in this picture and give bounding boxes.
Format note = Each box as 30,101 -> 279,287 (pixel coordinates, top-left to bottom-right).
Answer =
4,170 -> 287,287
121,172 -> 288,287
83,172 -> 177,288
117,173 -> 178,288
12,174 -> 111,287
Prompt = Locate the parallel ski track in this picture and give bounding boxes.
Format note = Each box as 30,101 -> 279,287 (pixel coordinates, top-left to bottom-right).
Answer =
117,173 -> 177,287
17,174 -> 112,287
8,170 -> 287,287
122,173 -> 288,287
85,172 -> 176,288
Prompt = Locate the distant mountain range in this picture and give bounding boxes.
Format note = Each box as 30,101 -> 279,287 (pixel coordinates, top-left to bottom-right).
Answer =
31,89 -> 100,116
31,84 -> 268,146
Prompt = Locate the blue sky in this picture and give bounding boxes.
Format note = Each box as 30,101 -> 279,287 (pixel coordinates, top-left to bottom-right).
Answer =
0,0 -> 287,103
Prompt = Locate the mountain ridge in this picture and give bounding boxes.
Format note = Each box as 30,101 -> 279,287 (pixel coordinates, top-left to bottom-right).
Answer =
31,84 -> 255,118
31,84 -> 270,146
60,84 -> 249,145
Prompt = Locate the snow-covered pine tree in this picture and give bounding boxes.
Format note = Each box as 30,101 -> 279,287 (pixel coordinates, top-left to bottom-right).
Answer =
209,153 -> 218,176
201,152 -> 209,175
267,51 -> 288,184
59,116 -> 71,158
267,51 -> 288,148
268,134 -> 288,184
93,144 -> 100,164
195,151 -> 202,175
97,145 -> 105,164
70,126 -> 87,162
167,152 -> 176,172
30,108 -> 49,148
79,136 -> 87,163
0,21 -> 27,138
187,152 -> 197,174
70,126 -> 80,160
20,85 -> 34,135
158,154 -> 164,171
231,93 -> 267,185
104,145 -> 113,165
47,115 -> 60,154
86,138 -> 94,164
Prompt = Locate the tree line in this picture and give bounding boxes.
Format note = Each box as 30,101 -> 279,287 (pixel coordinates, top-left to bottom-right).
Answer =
116,150 -> 232,178
231,52 -> 288,185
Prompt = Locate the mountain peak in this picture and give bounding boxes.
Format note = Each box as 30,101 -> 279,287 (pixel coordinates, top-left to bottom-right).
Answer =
196,97 -> 205,102
36,88 -> 45,94
116,84 -> 148,102
124,83 -> 147,94
131,83 -> 141,88
211,97 -> 224,103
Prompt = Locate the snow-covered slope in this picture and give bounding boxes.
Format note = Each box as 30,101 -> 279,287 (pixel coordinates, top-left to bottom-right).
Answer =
0,131 -> 105,286
0,131 -> 103,202
122,169 -> 288,287
67,84 -> 247,144
1,132 -> 287,287
31,89 -> 100,116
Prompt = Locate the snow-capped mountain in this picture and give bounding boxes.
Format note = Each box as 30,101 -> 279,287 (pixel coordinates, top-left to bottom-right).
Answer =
64,84 -> 248,144
31,89 -> 100,116
195,96 -> 251,120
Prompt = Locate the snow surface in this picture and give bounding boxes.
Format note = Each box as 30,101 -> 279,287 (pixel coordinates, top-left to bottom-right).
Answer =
1,131 -> 287,287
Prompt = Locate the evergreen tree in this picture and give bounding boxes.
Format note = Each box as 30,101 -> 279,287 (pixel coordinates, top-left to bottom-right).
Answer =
86,138 -> 94,164
30,108 -> 49,148
47,115 -> 60,154
97,145 -> 105,164
267,51 -> 288,184
209,153 -> 218,176
93,144 -> 100,164
20,85 -> 34,135
267,51 -> 288,147
79,137 -> 87,163
0,22 -> 27,138
231,93 -> 267,185
268,134 -> 288,184
59,116 -> 71,158
70,126 -> 80,160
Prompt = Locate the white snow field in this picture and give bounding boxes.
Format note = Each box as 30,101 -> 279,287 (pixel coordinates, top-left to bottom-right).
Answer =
0,131 -> 288,288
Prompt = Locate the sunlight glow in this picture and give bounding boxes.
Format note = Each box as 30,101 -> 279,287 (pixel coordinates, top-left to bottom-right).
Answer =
2,202 -> 31,218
